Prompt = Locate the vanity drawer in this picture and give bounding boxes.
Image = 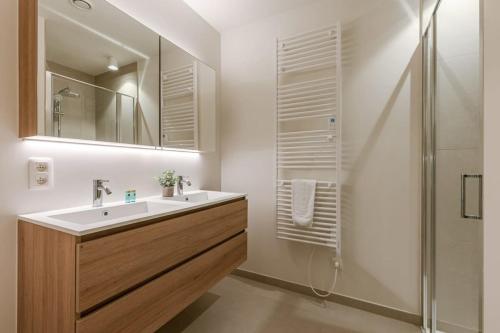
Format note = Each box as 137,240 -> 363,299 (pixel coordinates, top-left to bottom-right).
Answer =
76,199 -> 247,313
76,232 -> 247,333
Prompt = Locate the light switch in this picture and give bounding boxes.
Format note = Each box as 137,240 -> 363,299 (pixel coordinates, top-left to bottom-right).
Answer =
29,158 -> 54,190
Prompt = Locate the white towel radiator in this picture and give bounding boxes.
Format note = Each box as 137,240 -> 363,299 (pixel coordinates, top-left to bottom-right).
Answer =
276,24 -> 342,252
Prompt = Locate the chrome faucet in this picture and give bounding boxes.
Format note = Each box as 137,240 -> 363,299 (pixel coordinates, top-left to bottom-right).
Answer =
177,176 -> 192,196
93,179 -> 112,207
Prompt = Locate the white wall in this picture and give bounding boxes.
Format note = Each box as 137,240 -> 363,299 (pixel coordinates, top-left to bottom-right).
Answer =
220,0 -> 422,314
0,0 -> 220,330
483,0 -> 500,331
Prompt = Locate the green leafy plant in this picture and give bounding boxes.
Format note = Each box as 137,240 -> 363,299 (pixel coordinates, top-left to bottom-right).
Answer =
155,170 -> 178,188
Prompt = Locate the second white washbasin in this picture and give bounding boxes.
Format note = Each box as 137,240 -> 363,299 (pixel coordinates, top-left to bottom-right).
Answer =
161,190 -> 234,203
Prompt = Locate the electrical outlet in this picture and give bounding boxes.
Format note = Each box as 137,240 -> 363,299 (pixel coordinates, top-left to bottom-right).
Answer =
29,158 -> 54,190
36,174 -> 48,185
35,161 -> 49,172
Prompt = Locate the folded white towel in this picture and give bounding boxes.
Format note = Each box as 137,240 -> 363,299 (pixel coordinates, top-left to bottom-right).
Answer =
291,179 -> 316,227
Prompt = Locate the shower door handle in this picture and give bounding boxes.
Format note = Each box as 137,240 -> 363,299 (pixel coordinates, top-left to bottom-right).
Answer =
461,174 -> 483,220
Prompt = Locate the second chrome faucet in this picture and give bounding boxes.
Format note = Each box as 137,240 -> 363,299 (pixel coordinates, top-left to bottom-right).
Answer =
177,176 -> 191,196
93,179 -> 112,207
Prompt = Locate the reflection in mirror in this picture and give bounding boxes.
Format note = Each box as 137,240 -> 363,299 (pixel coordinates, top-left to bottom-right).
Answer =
422,0 -> 439,35
160,38 -> 216,151
38,0 -> 160,146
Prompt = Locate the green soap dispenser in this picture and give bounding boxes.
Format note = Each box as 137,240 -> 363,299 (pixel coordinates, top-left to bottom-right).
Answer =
125,190 -> 137,203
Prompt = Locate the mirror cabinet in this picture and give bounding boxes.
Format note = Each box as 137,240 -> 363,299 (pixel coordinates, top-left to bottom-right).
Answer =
19,0 -> 216,152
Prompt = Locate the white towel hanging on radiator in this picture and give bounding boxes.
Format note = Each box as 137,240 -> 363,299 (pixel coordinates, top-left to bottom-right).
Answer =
291,179 -> 316,227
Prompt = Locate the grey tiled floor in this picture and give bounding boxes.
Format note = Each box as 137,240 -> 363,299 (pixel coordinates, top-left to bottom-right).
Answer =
157,275 -> 421,333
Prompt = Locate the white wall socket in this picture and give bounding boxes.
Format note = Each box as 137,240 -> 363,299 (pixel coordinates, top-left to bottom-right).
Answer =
29,158 -> 54,190
35,162 -> 48,172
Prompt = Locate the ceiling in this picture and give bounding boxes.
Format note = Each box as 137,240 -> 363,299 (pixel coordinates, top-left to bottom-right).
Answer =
182,0 -> 314,32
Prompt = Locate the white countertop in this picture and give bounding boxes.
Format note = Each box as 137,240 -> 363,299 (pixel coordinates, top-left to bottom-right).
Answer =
18,190 -> 246,236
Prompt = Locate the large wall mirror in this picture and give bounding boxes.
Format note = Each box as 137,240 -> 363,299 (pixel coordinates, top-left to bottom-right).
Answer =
19,0 -> 216,151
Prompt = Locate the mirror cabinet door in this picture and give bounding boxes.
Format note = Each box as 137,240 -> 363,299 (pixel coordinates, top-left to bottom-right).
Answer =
37,0 -> 160,146
160,37 -> 217,152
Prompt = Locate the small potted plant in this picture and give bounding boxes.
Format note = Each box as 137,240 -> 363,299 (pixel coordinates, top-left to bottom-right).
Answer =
156,170 -> 178,197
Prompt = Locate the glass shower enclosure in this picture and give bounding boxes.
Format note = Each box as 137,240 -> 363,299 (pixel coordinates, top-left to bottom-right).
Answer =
46,72 -> 137,144
422,0 -> 483,332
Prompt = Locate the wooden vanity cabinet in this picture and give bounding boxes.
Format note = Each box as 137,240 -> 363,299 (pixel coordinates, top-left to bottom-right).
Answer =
18,199 -> 248,333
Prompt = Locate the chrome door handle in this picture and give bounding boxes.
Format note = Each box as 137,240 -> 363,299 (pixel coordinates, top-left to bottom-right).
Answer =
461,174 -> 483,219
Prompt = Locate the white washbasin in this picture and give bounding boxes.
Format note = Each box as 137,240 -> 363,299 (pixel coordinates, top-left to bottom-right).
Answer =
162,190 -> 233,203
48,201 -> 178,225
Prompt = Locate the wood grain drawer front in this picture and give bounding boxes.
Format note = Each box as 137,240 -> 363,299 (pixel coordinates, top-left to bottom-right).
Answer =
18,221 -> 76,333
76,232 -> 247,333
76,199 -> 247,313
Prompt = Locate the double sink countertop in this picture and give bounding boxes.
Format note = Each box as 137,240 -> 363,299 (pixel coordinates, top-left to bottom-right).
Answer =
18,190 -> 246,236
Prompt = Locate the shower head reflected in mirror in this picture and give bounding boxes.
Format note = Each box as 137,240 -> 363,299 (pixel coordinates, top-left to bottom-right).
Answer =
56,87 -> 80,98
